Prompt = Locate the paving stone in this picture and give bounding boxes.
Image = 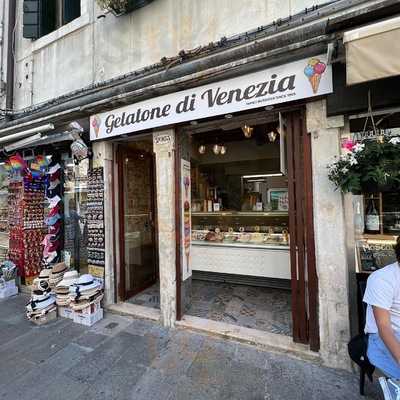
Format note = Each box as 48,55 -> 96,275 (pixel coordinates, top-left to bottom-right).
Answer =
130,368 -> 175,400
81,364 -> 147,400
40,343 -> 92,373
72,332 -> 109,350
0,295 -> 382,400
123,319 -> 158,336
88,313 -> 133,337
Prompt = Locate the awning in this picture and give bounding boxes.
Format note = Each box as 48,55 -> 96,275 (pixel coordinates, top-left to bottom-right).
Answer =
344,16 -> 400,85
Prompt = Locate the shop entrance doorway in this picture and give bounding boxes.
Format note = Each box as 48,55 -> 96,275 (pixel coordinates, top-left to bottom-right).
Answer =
117,145 -> 158,304
176,107 -> 319,350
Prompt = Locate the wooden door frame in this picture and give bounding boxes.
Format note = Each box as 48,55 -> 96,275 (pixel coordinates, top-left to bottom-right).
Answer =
286,107 -> 320,351
116,144 -> 158,301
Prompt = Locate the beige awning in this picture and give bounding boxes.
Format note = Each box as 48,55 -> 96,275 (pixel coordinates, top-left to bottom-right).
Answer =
344,16 -> 400,85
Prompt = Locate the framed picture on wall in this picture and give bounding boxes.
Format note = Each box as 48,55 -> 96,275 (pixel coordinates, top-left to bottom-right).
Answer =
267,188 -> 289,211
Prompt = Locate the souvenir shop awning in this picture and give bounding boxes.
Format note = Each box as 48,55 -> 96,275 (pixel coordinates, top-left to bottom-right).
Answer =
344,16 -> 400,85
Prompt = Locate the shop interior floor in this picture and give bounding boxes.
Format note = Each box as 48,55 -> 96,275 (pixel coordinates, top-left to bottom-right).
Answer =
127,282 -> 160,309
186,279 -> 292,336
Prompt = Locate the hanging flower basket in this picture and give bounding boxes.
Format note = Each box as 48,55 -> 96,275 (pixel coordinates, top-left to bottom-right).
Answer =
97,0 -> 155,16
327,137 -> 400,194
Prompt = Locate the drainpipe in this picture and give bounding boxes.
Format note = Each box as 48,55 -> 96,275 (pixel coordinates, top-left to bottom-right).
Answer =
5,0 -> 16,119
0,1 -> 5,93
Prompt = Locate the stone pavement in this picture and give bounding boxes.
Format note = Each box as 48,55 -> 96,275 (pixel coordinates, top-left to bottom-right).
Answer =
0,294 -> 381,400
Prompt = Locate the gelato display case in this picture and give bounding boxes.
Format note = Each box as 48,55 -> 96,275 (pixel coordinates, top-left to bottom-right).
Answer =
191,212 -> 291,279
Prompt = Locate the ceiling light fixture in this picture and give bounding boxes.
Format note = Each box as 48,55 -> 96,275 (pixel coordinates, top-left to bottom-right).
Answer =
267,130 -> 278,142
213,144 -> 221,155
198,144 -> 206,154
224,114 -> 233,119
220,145 -> 227,155
242,124 -> 254,138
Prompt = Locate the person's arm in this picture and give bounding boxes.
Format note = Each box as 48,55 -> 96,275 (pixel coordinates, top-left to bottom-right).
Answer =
373,305 -> 400,364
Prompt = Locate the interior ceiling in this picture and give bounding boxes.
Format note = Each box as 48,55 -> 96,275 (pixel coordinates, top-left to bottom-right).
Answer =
192,122 -> 280,145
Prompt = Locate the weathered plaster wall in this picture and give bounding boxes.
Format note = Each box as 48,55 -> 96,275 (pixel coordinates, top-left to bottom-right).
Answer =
11,0 -> 326,109
307,99 -> 351,370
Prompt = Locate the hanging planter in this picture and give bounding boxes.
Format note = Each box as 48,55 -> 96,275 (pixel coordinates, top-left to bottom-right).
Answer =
97,0 -> 155,16
327,137 -> 400,194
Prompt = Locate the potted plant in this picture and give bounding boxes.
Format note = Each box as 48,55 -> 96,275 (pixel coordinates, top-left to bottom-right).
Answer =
96,0 -> 155,16
327,136 -> 400,194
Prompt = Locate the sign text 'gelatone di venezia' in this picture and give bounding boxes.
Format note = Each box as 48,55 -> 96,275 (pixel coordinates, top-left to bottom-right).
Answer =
90,55 -> 332,140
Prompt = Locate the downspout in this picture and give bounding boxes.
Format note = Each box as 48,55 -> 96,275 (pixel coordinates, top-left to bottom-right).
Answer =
0,0 -> 6,92
5,0 -> 16,120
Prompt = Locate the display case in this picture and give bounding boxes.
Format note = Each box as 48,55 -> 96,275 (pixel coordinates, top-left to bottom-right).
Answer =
191,212 -> 290,279
192,211 -> 289,248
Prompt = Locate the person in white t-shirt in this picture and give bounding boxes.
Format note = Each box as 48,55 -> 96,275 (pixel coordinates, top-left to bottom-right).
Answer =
364,236 -> 400,382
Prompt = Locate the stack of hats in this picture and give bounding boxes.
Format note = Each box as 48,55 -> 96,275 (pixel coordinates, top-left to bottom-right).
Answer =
42,161 -> 63,269
26,285 -> 56,321
69,274 -> 103,311
55,270 -> 78,306
48,262 -> 68,289
31,268 -> 52,292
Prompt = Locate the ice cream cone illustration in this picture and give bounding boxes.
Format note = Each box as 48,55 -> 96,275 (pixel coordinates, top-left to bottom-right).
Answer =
91,115 -> 102,138
184,201 -> 191,271
304,58 -> 326,94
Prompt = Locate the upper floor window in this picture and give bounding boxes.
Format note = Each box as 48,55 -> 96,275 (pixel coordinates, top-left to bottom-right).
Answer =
23,0 -> 81,39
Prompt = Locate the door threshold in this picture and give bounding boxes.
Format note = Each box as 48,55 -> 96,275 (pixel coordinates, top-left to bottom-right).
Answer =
107,302 -> 160,322
176,315 -> 320,363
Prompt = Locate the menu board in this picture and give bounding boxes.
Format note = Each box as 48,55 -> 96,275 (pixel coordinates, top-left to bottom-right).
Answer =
357,239 -> 397,272
86,168 -> 105,279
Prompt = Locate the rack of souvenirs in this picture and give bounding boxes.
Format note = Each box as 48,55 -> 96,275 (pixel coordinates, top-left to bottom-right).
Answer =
7,155 -> 47,284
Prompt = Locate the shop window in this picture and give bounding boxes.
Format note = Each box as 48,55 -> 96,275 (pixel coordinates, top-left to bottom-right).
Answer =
23,0 -> 81,39
340,116 -> 400,274
63,157 -> 89,274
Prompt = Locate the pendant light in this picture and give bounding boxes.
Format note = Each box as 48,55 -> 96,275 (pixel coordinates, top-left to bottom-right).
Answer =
212,144 -> 221,155
198,144 -> 206,154
220,145 -> 227,155
242,124 -> 253,138
267,130 -> 277,142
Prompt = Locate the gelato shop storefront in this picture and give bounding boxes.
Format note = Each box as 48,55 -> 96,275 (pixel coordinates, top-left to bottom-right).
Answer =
90,54 -> 333,350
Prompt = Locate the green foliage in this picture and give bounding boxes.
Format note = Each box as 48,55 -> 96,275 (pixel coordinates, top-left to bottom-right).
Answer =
327,137 -> 400,194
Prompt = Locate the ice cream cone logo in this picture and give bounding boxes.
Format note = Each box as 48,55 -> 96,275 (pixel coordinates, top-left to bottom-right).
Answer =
304,58 -> 326,94
91,115 -> 102,138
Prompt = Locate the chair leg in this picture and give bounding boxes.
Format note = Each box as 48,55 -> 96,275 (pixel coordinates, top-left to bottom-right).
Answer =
360,368 -> 366,396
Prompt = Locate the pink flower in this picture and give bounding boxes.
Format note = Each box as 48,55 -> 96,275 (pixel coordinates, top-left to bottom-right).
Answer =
342,139 -> 355,151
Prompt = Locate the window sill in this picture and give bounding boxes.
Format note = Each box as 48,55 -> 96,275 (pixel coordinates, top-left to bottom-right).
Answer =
32,13 -> 90,53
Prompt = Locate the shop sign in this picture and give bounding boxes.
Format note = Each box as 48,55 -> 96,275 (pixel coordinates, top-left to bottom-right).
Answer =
181,159 -> 192,281
90,55 -> 332,140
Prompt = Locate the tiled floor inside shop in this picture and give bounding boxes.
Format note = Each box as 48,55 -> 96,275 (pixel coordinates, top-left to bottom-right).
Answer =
188,280 -> 292,336
128,279 -> 292,336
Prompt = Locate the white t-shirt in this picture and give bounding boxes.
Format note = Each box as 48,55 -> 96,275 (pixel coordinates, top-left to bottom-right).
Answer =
363,262 -> 400,334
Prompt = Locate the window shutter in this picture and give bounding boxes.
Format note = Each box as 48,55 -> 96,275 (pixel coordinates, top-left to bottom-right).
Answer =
63,0 -> 81,25
23,1 -> 40,39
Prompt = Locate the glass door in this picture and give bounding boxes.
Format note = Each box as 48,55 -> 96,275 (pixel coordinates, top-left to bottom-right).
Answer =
119,147 -> 157,300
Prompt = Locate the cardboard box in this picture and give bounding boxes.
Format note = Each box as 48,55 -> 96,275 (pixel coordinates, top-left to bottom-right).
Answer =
58,306 -> 74,320
5,280 -> 16,288
0,283 -> 18,299
73,308 -> 103,326
77,301 -> 101,316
